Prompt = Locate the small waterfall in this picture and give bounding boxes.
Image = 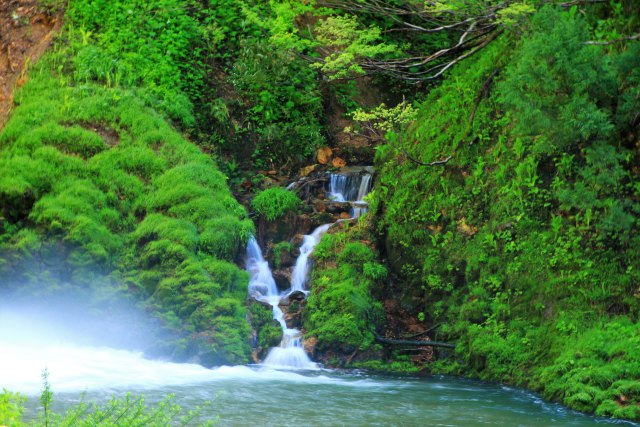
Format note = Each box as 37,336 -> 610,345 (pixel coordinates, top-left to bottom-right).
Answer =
328,174 -> 349,202
246,169 -> 373,368
246,236 -> 320,369
246,237 -> 278,299
328,170 -> 373,218
290,224 -> 331,292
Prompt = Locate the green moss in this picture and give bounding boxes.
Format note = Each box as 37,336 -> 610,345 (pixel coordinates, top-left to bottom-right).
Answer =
304,231 -> 383,354
0,0 -> 255,365
369,5 -> 639,420
251,188 -> 302,221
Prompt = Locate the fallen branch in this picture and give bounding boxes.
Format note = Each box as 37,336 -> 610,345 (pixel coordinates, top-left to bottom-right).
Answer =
402,149 -> 452,166
374,332 -> 455,349
469,67 -> 501,125
404,323 -> 442,340
287,177 -> 327,194
559,0 -> 608,6
585,33 -> 640,45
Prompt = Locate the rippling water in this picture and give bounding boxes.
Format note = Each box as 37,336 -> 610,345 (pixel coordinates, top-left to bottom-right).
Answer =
4,342 -> 638,427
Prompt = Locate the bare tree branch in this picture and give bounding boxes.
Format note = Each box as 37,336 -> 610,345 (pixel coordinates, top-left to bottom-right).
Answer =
585,33 -> 640,45
374,332 -> 455,348
559,0 -> 608,6
402,149 -> 452,167
312,0 -> 508,82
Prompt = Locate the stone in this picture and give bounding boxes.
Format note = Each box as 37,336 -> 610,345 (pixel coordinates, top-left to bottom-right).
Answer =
457,218 -> 478,236
303,336 -> 318,356
314,201 -> 327,213
299,164 -> 317,177
332,156 -> 347,168
317,146 -> 333,164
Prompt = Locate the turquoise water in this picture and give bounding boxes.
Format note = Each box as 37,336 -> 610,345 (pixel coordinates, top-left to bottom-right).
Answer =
19,366 -> 638,427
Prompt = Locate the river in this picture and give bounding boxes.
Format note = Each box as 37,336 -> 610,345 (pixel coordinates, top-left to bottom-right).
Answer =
3,342 -> 638,427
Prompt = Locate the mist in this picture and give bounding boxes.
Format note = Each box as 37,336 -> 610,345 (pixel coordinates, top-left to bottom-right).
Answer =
0,292 -> 212,395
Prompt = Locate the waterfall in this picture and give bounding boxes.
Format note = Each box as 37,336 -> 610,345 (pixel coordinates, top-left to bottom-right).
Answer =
290,224 -> 331,292
328,171 -> 373,218
246,237 -> 278,299
245,169 -> 373,368
245,236 -> 321,369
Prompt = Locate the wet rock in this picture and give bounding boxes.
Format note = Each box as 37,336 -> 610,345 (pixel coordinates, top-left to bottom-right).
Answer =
288,290 -> 307,301
314,200 -> 327,213
303,336 -> 318,357
324,201 -> 351,214
272,269 -> 292,292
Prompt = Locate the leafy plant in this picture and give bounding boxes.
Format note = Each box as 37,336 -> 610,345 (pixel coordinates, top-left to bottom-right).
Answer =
251,188 -> 301,221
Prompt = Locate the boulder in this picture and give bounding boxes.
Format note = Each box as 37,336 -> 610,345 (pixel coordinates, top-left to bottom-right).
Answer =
317,146 -> 333,164
332,156 -> 347,168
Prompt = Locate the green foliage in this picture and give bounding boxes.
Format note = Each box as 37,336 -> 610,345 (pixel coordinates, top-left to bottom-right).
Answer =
249,301 -> 282,352
0,389 -> 25,427
0,1 -> 255,365
229,39 -> 325,168
497,5 -> 615,155
48,393 -> 214,426
251,188 -> 302,221
305,231 -> 383,353
311,15 -> 399,79
40,369 -> 53,427
352,358 -> 419,374
371,4 -> 640,420
2,375 -> 215,427
66,0 -> 213,127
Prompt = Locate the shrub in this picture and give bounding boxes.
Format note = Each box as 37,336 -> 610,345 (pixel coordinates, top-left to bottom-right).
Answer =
251,188 -> 301,221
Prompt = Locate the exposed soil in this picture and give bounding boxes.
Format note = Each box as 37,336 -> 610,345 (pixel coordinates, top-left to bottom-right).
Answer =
0,0 -> 62,131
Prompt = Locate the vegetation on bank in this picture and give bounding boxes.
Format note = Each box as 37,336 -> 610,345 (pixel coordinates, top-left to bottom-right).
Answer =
0,0 -> 253,364
0,378 -> 214,426
304,220 -> 386,355
366,5 -> 640,420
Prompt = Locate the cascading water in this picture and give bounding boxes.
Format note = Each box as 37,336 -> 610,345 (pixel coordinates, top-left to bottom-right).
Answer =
290,224 -> 331,292
246,231 -> 330,369
246,237 -> 278,299
327,170 -> 373,218
246,170 -> 373,368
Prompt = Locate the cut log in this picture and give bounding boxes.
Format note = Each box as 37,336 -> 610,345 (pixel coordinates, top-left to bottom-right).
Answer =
374,333 -> 455,349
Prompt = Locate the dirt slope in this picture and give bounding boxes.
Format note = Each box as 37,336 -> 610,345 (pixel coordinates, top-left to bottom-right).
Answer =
0,0 -> 61,131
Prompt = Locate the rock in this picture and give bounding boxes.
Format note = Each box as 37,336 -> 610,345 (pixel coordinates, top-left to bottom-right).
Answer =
288,290 -> 307,301
299,164 -> 318,177
317,146 -> 333,164
314,200 -> 327,213
272,270 -> 292,292
339,211 -> 352,220
325,201 -> 351,214
456,217 -> 478,236
332,156 -> 347,167
279,290 -> 306,307
303,336 -> 318,357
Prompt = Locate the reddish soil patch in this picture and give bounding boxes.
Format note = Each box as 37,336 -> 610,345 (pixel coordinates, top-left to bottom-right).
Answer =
0,0 -> 62,131
381,298 -> 435,365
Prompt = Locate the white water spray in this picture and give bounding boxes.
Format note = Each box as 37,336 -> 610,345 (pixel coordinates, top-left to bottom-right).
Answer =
246,233 -> 329,369
327,171 -> 373,218
290,224 -> 331,292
